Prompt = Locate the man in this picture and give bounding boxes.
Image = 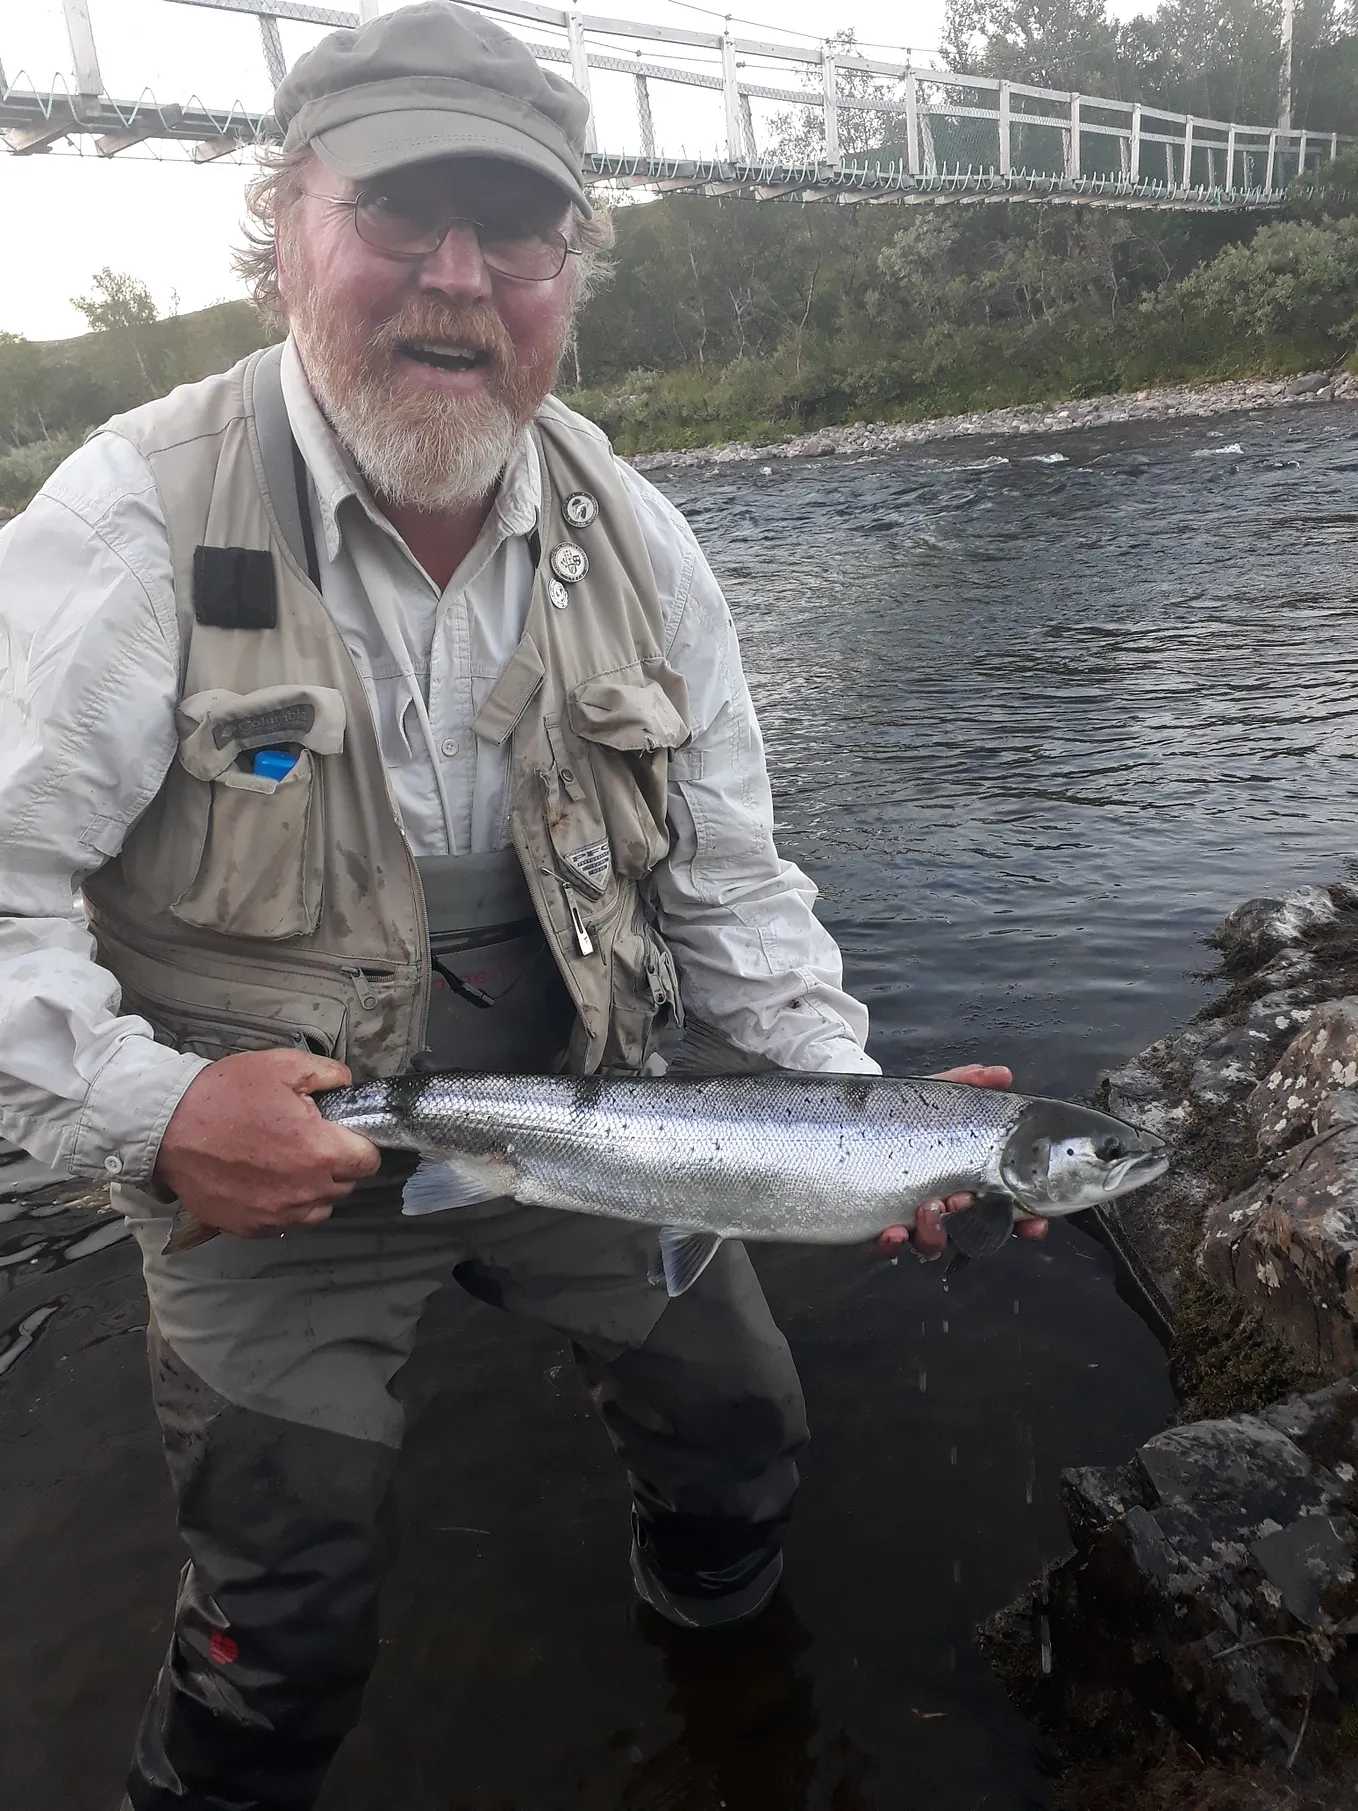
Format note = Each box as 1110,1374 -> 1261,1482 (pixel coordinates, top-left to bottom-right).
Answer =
0,5 -> 1042,1806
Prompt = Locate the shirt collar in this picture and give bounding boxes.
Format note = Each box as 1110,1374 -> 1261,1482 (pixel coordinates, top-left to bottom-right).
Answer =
278,336 -> 541,567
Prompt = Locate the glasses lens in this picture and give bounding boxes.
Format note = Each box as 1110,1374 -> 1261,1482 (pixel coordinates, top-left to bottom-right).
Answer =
478,228 -> 570,281
353,196 -> 443,257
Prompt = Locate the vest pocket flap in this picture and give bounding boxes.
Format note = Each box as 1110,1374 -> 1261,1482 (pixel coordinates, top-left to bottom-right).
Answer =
177,685 -> 347,781
566,668 -> 691,753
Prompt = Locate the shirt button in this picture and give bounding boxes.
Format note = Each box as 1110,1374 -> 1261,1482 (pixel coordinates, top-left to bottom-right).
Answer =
104,1155 -> 124,1176
440,738 -> 459,758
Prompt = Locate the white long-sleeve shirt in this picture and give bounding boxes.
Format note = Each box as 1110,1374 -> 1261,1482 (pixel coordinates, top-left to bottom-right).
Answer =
0,342 -> 876,1185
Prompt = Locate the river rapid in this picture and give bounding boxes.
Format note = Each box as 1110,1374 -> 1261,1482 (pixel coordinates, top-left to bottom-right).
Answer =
5,405 -> 1358,1810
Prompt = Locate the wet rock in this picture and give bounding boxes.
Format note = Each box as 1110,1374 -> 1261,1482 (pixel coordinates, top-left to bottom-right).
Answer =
1247,998 -> 1358,1150
1189,1024 -> 1282,1112
1046,1377 -> 1358,1765
1211,888 -> 1338,969
1105,1060 -> 1189,1141
1201,1123 -> 1358,1379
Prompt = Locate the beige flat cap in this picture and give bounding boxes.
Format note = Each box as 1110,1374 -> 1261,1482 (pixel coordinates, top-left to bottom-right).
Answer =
273,0 -> 593,213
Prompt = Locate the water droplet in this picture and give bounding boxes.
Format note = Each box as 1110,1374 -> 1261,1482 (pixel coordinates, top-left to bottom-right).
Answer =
918,1369 -> 927,1393
949,1445 -> 958,1466
953,1559 -> 962,1583
942,1319 -> 949,1333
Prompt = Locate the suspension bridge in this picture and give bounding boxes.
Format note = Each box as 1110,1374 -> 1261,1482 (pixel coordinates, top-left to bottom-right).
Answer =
0,0 -> 1348,208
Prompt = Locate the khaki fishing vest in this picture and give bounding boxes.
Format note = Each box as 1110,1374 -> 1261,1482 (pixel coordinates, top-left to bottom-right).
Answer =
83,345 -> 690,1079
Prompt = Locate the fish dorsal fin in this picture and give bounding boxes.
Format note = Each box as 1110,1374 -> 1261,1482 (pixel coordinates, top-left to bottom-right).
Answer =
663,1020 -> 787,1077
657,1227 -> 723,1296
401,1156 -> 516,1217
944,1193 -> 1018,1259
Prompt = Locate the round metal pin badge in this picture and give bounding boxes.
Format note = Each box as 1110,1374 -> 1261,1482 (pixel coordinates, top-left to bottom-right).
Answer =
549,579 -> 570,609
561,490 -> 599,530
549,543 -> 590,584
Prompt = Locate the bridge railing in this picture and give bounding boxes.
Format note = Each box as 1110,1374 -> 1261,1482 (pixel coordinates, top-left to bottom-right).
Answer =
0,0 -> 1348,203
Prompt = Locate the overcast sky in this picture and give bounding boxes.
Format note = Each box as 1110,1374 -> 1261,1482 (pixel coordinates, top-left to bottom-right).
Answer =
2,0 -> 1153,341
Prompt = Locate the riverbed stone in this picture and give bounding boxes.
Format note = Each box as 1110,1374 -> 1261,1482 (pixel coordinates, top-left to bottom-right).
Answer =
1211,887 -> 1339,969
1201,1123 -> 1358,1379
1046,1378 -> 1358,1765
1247,997 -> 1358,1151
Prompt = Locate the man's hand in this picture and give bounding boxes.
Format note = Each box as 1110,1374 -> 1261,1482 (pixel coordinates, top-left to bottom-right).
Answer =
154,1049 -> 381,1239
875,1063 -> 1048,1262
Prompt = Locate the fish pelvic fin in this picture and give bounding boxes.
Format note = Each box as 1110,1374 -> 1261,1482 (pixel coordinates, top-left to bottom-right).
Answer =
657,1227 -> 724,1297
400,1156 -> 517,1217
944,1193 -> 1017,1260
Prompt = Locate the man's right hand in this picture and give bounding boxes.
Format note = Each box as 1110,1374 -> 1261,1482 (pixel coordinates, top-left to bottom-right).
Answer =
153,1049 -> 381,1239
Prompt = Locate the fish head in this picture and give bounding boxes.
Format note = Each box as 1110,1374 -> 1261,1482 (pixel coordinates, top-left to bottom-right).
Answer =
999,1100 -> 1168,1215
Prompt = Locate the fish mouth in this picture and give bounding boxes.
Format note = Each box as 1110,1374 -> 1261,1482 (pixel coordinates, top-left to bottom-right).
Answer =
1099,1145 -> 1169,1200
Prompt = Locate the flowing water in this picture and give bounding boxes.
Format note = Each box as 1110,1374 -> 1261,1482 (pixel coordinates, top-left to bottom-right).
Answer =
5,404 -> 1358,1810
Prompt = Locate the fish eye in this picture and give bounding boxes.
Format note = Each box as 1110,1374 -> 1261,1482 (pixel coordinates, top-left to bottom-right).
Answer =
1095,1136 -> 1125,1161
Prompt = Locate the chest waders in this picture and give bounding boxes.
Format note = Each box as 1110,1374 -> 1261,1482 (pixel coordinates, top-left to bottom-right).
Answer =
416,849 -> 577,1073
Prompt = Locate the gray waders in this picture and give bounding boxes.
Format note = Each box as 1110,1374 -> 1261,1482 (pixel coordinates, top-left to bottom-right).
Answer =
122,853 -> 808,1811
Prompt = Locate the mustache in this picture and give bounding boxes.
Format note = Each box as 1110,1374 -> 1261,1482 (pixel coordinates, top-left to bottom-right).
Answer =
375,300 -> 514,366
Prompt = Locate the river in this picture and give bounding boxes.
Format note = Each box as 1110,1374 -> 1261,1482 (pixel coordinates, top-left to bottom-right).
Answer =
4,402 -> 1358,1809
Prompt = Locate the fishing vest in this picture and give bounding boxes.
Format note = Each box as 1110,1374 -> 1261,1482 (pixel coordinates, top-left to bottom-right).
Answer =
82,344 -> 690,1080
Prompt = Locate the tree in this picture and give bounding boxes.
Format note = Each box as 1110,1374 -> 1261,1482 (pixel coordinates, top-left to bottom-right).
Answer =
71,268 -> 159,332
942,0 -> 1120,89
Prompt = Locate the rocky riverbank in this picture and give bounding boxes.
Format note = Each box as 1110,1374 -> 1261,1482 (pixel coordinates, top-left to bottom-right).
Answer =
989,882 -> 1358,1807
628,369 -> 1358,472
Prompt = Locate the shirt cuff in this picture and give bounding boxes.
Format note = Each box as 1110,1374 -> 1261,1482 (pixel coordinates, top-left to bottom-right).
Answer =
69,1036 -> 212,1186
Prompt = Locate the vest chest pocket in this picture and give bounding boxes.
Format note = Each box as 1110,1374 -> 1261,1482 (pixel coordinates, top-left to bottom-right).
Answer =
548,670 -> 692,890
158,685 -> 346,941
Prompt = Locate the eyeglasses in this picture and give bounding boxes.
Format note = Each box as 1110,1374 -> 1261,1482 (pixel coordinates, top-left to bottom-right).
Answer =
305,191 -> 579,282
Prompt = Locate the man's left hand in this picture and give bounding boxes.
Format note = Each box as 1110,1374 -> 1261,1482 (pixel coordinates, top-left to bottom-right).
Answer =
874,1063 -> 1048,1262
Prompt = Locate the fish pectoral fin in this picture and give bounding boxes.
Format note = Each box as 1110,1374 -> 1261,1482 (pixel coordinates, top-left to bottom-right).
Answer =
657,1227 -> 723,1297
662,1019 -> 789,1077
400,1157 -> 516,1218
944,1193 -> 1018,1260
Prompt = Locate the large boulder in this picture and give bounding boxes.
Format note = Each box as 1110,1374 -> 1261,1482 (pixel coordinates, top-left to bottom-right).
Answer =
1048,1376 -> 1358,1766
1198,1001 -> 1358,1380
1211,888 -> 1338,969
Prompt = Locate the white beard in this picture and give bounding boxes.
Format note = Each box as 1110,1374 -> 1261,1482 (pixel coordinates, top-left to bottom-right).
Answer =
309,370 -> 522,512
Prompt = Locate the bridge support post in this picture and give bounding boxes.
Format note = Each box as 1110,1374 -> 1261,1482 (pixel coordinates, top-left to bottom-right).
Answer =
1265,127 -> 1278,191
258,15 -> 285,87
1130,102 -> 1141,180
904,71 -> 920,176
1065,92 -> 1080,180
1332,131 -> 1339,160
633,70 -> 655,159
1298,127 -> 1308,175
1226,123 -> 1237,191
566,12 -> 597,154
61,0 -> 104,98
998,80 -> 1011,175
721,36 -> 743,162
1182,115 -> 1194,189
821,50 -> 839,165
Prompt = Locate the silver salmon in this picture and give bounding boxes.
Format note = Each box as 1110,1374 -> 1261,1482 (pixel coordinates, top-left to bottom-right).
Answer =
303,1062 -> 1167,1295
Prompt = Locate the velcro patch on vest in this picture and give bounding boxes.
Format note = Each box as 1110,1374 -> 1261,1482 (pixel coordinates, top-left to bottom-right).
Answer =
211,700 -> 317,751
193,546 -> 278,630
563,839 -> 612,892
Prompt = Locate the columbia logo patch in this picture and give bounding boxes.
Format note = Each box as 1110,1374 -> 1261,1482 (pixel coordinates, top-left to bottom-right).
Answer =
565,840 -> 611,889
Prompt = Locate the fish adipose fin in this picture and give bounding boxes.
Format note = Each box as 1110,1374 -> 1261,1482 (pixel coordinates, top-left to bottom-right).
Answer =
663,1020 -> 788,1077
401,1157 -> 516,1217
944,1193 -> 1018,1260
657,1227 -> 723,1297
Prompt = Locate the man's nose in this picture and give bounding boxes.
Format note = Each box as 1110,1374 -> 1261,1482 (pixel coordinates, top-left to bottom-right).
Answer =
416,223 -> 495,301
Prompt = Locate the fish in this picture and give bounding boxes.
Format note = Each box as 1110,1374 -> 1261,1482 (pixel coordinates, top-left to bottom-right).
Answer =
162,1035 -> 1167,1283
305,1054 -> 1167,1296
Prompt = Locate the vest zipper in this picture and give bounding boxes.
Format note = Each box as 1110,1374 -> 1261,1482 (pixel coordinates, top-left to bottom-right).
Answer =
562,883 -> 595,957
341,964 -> 380,1011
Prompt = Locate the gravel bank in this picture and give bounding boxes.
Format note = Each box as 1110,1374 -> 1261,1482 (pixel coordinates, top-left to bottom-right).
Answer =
629,368 -> 1358,471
